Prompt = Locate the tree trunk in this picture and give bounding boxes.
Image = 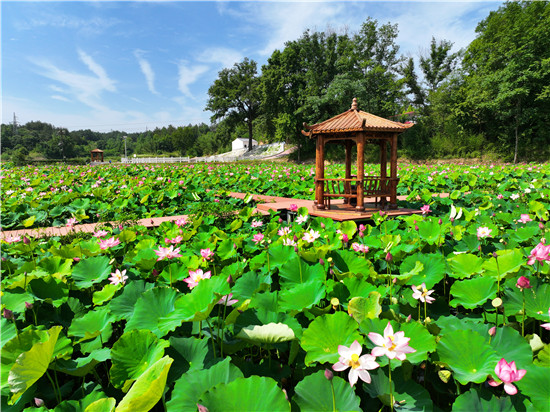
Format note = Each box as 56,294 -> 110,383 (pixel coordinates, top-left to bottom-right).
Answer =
247,118 -> 253,152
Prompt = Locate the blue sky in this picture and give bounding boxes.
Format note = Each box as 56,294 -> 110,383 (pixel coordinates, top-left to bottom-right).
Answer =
2,1 -> 504,133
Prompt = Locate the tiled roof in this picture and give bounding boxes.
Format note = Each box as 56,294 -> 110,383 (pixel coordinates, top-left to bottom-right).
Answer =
305,98 -> 413,135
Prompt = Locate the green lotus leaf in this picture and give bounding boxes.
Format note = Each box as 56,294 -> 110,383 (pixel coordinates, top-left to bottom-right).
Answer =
437,330 -> 500,385
452,388 -> 514,412
435,315 -> 489,337
482,249 -> 524,278
125,287 -> 182,338
301,312 -> 363,366
399,321 -> 437,365
342,278 -> 386,299
401,253 -> 445,289
535,344 -> 550,367
236,322 -> 295,345
447,253 -> 483,279
110,330 -> 169,392
515,363 -> 550,410
133,248 -> 158,270
231,271 -> 269,302
28,276 -> 69,307
118,229 -> 136,244
418,219 -> 442,245
166,357 -> 243,412
92,284 -> 120,306
115,356 -> 173,412
52,348 -> 110,377
0,288 -> 34,314
278,257 -> 325,286
8,325 -> 61,404
449,276 -> 497,309
109,280 -> 155,321
509,225 -> 539,243
503,282 -> 550,321
38,256 -> 73,277
364,368 -> 433,411
159,263 -> 189,284
175,276 -> 230,322
347,292 -> 382,324
71,256 -> 111,288
199,376 -> 290,412
168,336 -> 208,375
68,306 -> 113,344
217,238 -> 237,260
84,397 -> 116,412
329,249 -> 376,278
278,280 -> 325,311
293,370 -> 361,412
1,319 -> 16,349
267,244 -> 298,269
490,326 -> 533,367
339,221 -> 357,238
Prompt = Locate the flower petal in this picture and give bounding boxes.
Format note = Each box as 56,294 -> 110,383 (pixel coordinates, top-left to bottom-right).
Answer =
503,383 -> 518,395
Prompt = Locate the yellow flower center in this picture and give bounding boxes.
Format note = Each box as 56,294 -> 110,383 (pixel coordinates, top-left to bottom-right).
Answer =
388,336 -> 397,351
350,353 -> 360,369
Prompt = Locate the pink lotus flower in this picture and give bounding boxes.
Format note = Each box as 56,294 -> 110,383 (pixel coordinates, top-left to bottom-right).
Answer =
93,230 -> 109,238
296,214 -> 308,224
477,226 -> 492,238
200,248 -> 214,260
278,227 -> 291,236
165,236 -> 183,244
99,237 -> 121,250
515,276 -> 532,291
3,235 -> 22,243
252,233 -> 264,244
411,283 -> 435,303
302,229 -> 320,243
488,358 -> 526,395
109,269 -> 128,285
251,220 -> 263,228
332,340 -> 379,387
351,243 -> 369,253
420,205 -> 431,215
66,218 -> 78,228
174,217 -> 188,227
368,322 -> 416,361
527,242 -> 550,265
289,204 -> 298,212
154,245 -> 182,261
183,269 -> 211,289
217,293 -> 238,306
518,214 -> 532,224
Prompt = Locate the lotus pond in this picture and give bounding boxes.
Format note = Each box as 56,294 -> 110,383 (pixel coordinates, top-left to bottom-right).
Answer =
1,162 -> 549,411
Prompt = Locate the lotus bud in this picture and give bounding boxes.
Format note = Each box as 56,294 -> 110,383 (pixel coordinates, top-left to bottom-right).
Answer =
413,220 -> 416,224
329,269 -> 334,276
23,236 -> 30,245
227,275 -> 233,283
294,246 -> 298,253
359,231 -> 364,238
492,252 -> 498,259
488,326 -> 496,336
385,252 -> 393,262
152,269 -> 159,277
415,225 -> 419,231
406,314 -> 412,322
324,368 -> 334,381
25,302 -> 33,310
3,308 -> 14,320
293,234 -> 298,243
321,222 -> 325,229
319,258 -> 325,266
540,222 -> 545,230
342,234 -> 348,243
278,218 -> 283,224
450,217 -> 454,223
197,404 -> 209,412
516,276 -> 532,290
34,398 -> 44,407
438,218 -> 442,225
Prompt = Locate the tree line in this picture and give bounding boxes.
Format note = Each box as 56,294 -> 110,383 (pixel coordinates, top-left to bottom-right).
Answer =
2,1 -> 549,164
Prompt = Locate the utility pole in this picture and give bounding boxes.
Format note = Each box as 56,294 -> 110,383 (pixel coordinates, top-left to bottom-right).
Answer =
123,135 -> 128,161
12,113 -> 18,134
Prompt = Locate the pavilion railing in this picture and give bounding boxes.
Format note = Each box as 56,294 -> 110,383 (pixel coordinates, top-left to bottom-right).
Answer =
316,176 -> 398,208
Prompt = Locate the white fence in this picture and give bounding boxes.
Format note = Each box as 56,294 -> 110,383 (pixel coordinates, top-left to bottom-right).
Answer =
121,156 -> 190,164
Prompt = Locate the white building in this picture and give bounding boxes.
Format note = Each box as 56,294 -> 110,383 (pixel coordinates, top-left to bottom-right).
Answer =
232,137 -> 258,152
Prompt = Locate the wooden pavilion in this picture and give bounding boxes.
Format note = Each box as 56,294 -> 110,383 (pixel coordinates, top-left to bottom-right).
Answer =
302,98 -> 413,212
90,149 -> 104,163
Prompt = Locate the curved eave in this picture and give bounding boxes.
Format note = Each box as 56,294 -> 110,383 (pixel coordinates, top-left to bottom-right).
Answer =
305,126 -> 411,137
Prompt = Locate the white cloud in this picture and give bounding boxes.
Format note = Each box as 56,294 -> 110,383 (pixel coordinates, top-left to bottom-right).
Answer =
197,47 -> 243,69
134,50 -> 159,95
177,62 -> 209,99
51,95 -> 71,102
29,50 -> 116,111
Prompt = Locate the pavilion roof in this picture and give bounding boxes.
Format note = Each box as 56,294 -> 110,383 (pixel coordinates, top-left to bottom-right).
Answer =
91,149 -> 104,153
303,98 -> 413,136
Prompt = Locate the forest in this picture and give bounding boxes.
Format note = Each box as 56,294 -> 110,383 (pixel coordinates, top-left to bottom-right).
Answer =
1,1 -> 549,164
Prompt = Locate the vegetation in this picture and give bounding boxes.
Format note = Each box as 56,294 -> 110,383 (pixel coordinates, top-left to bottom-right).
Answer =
1,2 -> 549,164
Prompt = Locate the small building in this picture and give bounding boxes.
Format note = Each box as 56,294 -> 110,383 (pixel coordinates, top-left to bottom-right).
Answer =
232,138 -> 257,152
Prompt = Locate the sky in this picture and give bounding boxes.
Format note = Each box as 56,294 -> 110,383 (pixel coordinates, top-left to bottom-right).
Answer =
2,0 -> 505,133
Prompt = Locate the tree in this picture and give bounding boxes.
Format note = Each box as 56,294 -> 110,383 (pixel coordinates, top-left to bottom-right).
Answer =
460,1 -> 550,162
206,58 -> 261,151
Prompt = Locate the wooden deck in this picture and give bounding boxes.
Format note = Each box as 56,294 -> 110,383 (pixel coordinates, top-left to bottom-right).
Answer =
0,192 -> 425,239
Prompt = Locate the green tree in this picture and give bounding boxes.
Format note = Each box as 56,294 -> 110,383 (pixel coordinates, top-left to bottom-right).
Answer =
206,58 -> 261,152
460,1 -> 550,162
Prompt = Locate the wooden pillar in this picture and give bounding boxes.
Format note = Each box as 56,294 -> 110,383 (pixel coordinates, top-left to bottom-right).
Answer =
390,133 -> 398,209
315,135 -> 325,209
344,140 -> 352,204
380,139 -> 387,180
356,133 -> 365,211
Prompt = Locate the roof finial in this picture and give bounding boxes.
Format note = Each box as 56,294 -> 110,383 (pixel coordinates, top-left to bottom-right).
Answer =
351,97 -> 358,111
